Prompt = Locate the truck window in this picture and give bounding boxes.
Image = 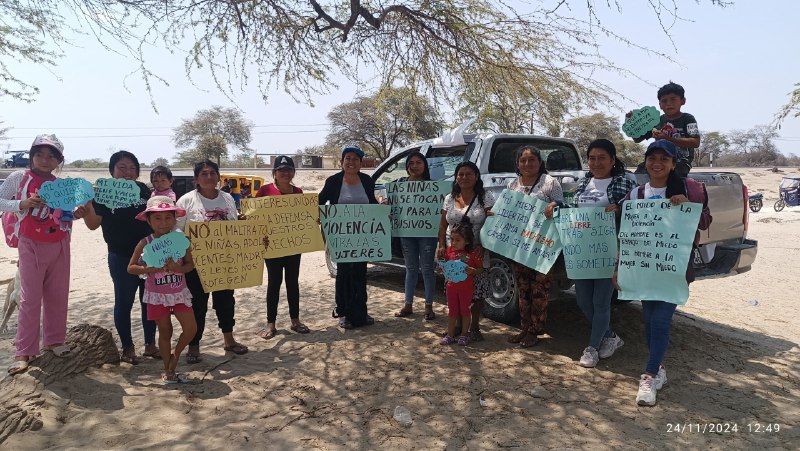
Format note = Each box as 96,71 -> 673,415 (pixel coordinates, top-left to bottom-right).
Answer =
427,144 -> 469,180
487,139 -> 582,173
375,154 -> 410,185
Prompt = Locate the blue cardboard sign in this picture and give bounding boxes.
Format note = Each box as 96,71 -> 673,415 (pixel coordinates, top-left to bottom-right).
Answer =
142,231 -> 191,268
95,178 -> 143,210
554,207 -> 617,279
617,200 -> 702,305
438,259 -> 468,283
38,178 -> 95,210
480,189 -> 563,274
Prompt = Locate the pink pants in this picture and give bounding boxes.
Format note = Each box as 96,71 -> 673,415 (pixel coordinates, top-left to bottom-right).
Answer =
16,235 -> 71,357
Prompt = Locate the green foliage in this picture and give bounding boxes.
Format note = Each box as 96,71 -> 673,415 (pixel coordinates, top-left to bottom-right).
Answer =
562,113 -> 643,167
326,86 -> 443,159
66,158 -> 106,168
151,157 -> 170,167
172,106 -> 253,165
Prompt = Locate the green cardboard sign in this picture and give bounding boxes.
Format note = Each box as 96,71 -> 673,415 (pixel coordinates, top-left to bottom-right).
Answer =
554,207 -> 617,279
320,204 -> 392,263
143,231 -> 191,268
386,181 -> 449,237
623,106 -> 661,139
95,178 -> 143,210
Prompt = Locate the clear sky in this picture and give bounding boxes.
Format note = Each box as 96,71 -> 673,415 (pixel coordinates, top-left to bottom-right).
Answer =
1,0 -> 798,164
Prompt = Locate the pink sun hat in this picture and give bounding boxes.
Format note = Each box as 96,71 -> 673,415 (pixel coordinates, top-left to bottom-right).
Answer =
135,196 -> 187,221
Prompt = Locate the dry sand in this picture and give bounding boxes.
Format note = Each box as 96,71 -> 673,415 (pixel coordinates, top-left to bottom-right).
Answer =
0,167 -> 798,449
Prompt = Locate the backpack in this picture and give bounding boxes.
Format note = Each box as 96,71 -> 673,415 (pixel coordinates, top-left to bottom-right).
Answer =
2,171 -> 35,248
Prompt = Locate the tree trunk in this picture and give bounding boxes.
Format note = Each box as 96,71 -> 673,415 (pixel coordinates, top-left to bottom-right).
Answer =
0,324 -> 119,443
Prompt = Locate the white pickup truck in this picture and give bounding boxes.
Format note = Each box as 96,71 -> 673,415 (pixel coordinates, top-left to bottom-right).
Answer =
328,132 -> 758,324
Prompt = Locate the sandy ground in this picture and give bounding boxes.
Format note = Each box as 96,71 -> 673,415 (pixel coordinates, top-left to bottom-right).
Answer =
0,167 -> 798,449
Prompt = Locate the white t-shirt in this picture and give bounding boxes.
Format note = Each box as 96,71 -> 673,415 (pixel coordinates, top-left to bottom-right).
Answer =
643,183 -> 667,200
176,189 -> 238,231
576,177 -> 612,207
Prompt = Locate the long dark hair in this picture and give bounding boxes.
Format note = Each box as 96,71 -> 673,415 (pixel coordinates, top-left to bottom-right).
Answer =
515,145 -> 547,177
450,222 -> 475,253
451,161 -> 485,206
405,151 -> 431,181
109,150 -> 141,177
586,139 -> 626,178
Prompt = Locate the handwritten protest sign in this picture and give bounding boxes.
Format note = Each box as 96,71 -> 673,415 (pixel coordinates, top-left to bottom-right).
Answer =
617,200 -> 702,305
480,190 -> 563,274
438,259 -> 468,283
320,204 -> 391,263
386,181 -> 449,237
185,220 -> 267,292
142,231 -> 191,268
241,194 -> 325,258
38,178 -> 95,210
623,106 -> 661,139
95,178 -> 143,210
554,207 -> 617,279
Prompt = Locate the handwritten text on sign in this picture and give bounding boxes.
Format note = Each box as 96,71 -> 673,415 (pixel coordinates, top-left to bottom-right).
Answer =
480,190 -> 563,274
554,207 -> 617,279
386,181 -> 449,237
95,178 -> 143,210
320,204 -> 391,263
186,220 -> 267,293
142,231 -> 191,268
622,106 -> 661,139
438,259 -> 468,283
617,200 -> 701,305
38,178 -> 95,210
241,194 -> 325,258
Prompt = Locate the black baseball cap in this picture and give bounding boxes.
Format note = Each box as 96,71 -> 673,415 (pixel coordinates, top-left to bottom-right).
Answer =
273,155 -> 295,170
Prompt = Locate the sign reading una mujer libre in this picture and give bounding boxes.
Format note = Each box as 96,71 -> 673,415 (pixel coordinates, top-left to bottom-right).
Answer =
385,180 -> 449,237
554,207 -> 618,279
480,189 -> 563,274
320,204 -> 391,263
617,200 -> 701,305
240,194 -> 325,258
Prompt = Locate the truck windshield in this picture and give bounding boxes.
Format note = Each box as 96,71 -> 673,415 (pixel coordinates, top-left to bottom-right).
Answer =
487,138 -> 582,173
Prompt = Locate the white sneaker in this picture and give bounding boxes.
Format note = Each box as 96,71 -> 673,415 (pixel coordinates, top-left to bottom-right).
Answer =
636,374 -> 657,406
654,367 -> 667,390
598,334 -> 624,359
578,347 -> 599,368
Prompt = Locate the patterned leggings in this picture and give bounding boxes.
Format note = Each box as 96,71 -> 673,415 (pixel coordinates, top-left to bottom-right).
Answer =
512,263 -> 550,335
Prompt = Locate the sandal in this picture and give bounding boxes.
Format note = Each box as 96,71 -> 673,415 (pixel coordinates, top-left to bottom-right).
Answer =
394,305 -> 414,317
186,345 -> 201,364
507,331 -> 527,344
331,308 -> 340,319
223,342 -> 249,355
520,334 -> 539,348
162,372 -> 179,385
143,345 -> 162,359
424,305 -> 435,321
440,335 -> 456,345
8,359 -> 29,375
457,335 -> 470,346
469,329 -> 484,343
338,318 -> 354,330
44,343 -> 71,357
364,315 -> 375,326
290,323 -> 310,334
121,347 -> 141,365
258,328 -> 277,340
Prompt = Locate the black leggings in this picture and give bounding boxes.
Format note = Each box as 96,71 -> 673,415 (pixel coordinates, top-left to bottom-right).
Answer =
335,262 -> 368,326
185,269 -> 235,346
264,254 -> 302,323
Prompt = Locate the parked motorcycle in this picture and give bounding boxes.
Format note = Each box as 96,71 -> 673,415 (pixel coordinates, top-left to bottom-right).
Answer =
749,193 -> 763,213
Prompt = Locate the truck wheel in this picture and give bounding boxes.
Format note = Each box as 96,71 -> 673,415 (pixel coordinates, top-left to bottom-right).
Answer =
774,199 -> 786,212
481,256 -> 520,324
325,248 -> 337,278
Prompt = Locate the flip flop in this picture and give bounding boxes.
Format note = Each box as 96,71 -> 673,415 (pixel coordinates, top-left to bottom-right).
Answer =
223,343 -> 249,355
8,360 -> 29,375
162,372 -> 179,385
44,344 -> 71,357
290,324 -> 310,334
258,328 -> 277,340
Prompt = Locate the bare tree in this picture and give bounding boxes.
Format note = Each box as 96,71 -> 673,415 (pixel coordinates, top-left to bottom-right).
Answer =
173,106 -> 253,166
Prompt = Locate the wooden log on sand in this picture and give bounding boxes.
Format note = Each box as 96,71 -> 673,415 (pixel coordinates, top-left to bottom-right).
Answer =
0,324 -> 120,443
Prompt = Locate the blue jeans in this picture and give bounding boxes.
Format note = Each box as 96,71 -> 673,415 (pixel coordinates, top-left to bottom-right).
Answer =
108,251 -> 156,349
400,237 -> 437,305
641,300 -> 678,375
574,278 -> 614,349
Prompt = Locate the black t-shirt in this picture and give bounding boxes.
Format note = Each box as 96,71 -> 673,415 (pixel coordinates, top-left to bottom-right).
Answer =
642,112 -> 700,162
94,181 -> 152,256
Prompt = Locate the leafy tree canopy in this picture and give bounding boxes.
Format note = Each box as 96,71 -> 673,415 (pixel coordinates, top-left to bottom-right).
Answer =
173,106 -> 253,165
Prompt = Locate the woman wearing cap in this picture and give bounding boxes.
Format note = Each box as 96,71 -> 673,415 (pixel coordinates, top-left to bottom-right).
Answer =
319,145 -> 378,329
176,159 -> 248,363
569,139 -> 637,367
78,150 -> 159,365
393,151 -> 438,320
254,155 -> 310,339
615,139 -> 711,406
1,135 -> 90,374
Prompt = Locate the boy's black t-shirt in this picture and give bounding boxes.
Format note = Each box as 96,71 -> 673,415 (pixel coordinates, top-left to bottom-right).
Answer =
643,112 -> 700,163
94,181 -> 152,256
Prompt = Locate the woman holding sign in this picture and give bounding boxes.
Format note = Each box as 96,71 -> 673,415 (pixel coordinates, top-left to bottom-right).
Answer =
393,152 -> 438,320
319,145 -> 378,329
78,150 -> 159,365
570,139 -> 637,367
437,161 -> 495,343
176,160 -> 248,362
504,145 -> 564,348
615,140 -> 711,406
254,155 -> 310,339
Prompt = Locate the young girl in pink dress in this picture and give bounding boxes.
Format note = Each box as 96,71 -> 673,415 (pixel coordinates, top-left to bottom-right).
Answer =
128,196 -> 196,383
